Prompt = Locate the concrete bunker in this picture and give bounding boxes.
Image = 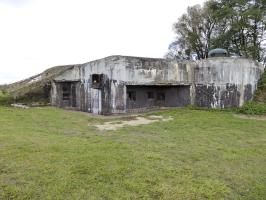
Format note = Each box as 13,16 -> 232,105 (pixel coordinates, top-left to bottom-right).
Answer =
49,55 -> 264,115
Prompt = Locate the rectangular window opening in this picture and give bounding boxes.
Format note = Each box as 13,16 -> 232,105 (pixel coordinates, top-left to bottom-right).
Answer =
92,74 -> 103,88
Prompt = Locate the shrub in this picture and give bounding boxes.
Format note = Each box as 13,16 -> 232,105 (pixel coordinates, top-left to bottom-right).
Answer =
237,101 -> 266,115
254,69 -> 266,102
0,93 -> 13,106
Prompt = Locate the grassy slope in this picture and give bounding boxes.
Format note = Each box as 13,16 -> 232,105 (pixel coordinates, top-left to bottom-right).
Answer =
0,107 -> 265,200
0,65 -> 74,104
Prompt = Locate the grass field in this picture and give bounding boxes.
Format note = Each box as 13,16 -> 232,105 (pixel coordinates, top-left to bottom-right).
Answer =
0,107 -> 265,199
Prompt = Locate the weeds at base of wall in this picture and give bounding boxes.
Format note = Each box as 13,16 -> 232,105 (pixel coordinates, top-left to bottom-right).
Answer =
237,102 -> 266,115
187,102 -> 266,116
254,69 -> 266,102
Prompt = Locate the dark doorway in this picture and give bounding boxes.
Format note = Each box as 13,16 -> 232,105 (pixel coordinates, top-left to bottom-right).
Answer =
71,84 -> 76,107
58,81 -> 78,108
62,83 -> 71,101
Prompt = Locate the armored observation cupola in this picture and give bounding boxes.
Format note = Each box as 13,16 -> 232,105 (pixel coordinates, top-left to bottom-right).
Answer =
208,48 -> 228,58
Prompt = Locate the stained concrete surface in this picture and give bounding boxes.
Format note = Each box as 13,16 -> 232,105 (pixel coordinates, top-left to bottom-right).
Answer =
49,56 -> 264,114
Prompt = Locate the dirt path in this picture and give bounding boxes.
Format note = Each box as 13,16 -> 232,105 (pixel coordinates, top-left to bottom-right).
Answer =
95,115 -> 173,131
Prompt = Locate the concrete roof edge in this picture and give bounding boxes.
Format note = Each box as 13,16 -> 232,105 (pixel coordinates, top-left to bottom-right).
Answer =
80,55 -> 167,65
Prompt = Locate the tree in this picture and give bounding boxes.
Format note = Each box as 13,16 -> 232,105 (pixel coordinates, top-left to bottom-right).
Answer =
172,4 -> 208,59
210,0 -> 266,61
167,0 -> 266,63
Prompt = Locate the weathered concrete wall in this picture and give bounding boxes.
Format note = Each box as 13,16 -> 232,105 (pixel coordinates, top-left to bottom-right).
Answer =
123,58 -> 193,85
194,57 -> 263,108
54,56 -> 193,85
50,55 -> 264,114
110,81 -> 126,113
52,56 -> 193,114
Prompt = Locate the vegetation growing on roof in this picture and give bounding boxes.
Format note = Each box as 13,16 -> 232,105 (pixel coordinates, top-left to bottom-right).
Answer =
0,65 -> 75,105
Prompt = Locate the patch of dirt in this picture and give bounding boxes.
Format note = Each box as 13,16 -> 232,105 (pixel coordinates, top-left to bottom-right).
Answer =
95,115 -> 173,131
234,114 -> 266,121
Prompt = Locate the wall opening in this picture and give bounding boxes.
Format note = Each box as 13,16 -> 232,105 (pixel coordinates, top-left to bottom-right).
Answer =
62,83 -> 71,100
56,81 -> 78,108
92,74 -> 103,89
126,85 -> 190,110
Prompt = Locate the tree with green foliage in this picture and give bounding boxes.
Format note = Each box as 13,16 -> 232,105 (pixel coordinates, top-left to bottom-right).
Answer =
167,0 -> 266,63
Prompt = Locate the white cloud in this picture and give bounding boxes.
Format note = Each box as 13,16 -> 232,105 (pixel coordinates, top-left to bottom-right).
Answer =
0,0 -> 204,84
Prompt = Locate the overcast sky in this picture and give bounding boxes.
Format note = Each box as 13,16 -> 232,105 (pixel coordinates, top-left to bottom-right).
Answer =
0,0 -> 205,84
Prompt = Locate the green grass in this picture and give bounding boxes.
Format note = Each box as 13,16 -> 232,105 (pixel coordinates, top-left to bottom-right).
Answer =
0,107 -> 265,199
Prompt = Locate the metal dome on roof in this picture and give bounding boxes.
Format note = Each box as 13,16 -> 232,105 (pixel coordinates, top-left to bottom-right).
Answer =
208,48 -> 228,57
